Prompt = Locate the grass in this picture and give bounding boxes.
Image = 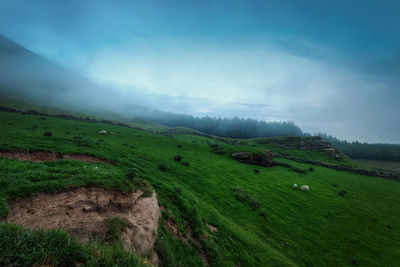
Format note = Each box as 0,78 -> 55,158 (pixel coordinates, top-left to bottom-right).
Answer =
0,223 -> 147,267
353,158 -> 400,171
0,111 -> 400,266
106,217 -> 129,244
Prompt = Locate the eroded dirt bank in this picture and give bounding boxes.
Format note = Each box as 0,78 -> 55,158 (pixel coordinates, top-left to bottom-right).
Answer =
5,187 -> 160,258
0,151 -> 113,164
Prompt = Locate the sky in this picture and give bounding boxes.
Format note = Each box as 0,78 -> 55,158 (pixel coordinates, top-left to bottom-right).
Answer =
0,0 -> 399,143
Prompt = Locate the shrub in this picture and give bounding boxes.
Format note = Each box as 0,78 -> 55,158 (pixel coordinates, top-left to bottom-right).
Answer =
177,144 -> 182,148
126,168 -> 137,183
248,196 -> 260,210
174,186 -> 182,194
74,136 -> 82,140
182,161 -> 190,167
254,169 -> 260,174
339,190 -> 347,197
233,187 -> 247,202
208,142 -> 225,154
232,187 -> 262,211
43,131 -> 52,137
158,162 -> 169,172
292,167 -> 306,174
259,208 -> 267,218
309,167 -> 314,171
174,155 -> 183,161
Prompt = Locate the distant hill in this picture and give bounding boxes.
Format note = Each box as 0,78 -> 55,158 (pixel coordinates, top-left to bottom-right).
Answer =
0,34 -> 306,138
0,34 -> 121,113
1,34 -> 399,163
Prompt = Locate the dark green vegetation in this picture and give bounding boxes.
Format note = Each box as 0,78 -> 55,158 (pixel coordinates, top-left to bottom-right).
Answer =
1,111 -> 400,266
354,159 -> 400,171
319,133 -> 400,162
353,159 -> 400,178
143,112 -> 303,138
0,223 -> 147,267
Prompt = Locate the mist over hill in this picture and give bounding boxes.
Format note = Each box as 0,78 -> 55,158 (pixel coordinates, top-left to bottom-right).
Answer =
0,34 -> 305,137
0,34 -> 142,116
1,33 -> 400,162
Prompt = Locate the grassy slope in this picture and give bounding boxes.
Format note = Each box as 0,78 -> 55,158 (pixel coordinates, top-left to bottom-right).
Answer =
354,159 -> 400,171
0,111 -> 399,266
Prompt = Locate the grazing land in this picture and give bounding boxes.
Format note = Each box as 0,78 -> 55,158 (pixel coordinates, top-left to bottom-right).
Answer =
353,159 -> 400,172
0,111 -> 400,266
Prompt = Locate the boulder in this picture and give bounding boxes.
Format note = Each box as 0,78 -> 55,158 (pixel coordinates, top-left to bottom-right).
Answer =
232,150 -> 273,167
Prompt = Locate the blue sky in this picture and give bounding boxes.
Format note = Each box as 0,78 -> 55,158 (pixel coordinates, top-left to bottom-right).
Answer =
0,0 -> 399,142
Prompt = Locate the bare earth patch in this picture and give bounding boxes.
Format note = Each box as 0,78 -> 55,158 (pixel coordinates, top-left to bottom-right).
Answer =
5,187 -> 160,260
207,223 -> 218,233
0,151 -> 113,164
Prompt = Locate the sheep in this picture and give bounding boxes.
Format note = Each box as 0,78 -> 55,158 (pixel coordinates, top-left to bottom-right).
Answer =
301,185 -> 309,192
98,130 -> 107,135
293,183 -> 298,189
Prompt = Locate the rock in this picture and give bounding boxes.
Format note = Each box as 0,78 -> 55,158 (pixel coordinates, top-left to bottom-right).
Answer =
232,150 -> 273,167
124,191 -> 161,255
152,251 -> 159,266
207,223 -> 218,232
82,205 -> 94,212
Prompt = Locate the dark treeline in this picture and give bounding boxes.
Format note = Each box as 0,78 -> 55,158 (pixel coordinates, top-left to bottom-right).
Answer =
136,109 -> 400,162
317,133 -> 400,162
145,111 -> 303,138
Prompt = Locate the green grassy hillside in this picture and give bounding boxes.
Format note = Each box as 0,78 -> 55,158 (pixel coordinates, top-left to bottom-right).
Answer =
1,111 -> 399,266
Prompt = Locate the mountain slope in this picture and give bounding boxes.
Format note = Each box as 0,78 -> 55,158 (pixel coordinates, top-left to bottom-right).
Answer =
0,111 -> 400,266
0,34 -> 130,115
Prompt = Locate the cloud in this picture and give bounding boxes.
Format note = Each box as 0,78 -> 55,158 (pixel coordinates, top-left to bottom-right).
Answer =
0,0 -> 399,143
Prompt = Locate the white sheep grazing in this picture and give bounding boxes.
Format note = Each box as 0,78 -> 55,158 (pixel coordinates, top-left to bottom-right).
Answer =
301,185 -> 309,192
99,130 -> 107,135
293,184 -> 298,189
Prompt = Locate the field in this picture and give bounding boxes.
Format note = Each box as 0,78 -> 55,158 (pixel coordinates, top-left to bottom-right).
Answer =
353,158 -> 400,171
1,111 -> 400,266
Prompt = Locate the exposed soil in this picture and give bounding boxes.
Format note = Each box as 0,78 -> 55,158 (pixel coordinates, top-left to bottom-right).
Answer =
0,151 -> 113,164
5,187 -> 160,259
207,223 -> 218,233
